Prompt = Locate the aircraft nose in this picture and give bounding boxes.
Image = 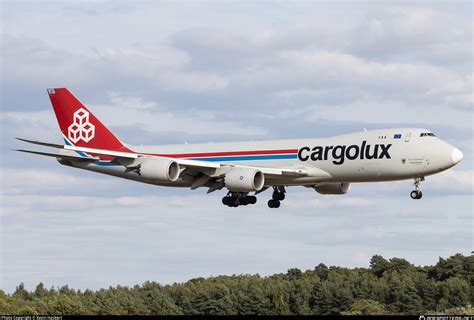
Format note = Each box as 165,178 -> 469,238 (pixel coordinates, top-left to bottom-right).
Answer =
452,147 -> 463,165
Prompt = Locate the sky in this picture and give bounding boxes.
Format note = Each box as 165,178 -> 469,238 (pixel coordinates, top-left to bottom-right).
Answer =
0,0 -> 472,293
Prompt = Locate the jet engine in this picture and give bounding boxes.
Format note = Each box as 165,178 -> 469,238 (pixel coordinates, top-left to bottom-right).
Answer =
139,158 -> 180,182
224,168 -> 265,192
314,182 -> 350,195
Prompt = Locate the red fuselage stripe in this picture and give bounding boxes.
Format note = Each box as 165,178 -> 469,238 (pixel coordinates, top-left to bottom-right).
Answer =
142,149 -> 299,158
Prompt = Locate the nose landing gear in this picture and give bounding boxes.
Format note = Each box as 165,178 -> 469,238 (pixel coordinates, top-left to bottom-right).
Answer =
268,186 -> 286,208
410,190 -> 422,199
410,177 -> 424,199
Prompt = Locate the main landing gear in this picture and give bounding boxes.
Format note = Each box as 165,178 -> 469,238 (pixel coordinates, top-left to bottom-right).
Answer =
268,186 -> 286,208
222,186 -> 287,208
410,177 -> 424,199
222,192 -> 257,207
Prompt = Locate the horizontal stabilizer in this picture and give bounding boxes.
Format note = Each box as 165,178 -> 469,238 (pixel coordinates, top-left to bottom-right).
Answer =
14,149 -> 99,162
16,137 -> 64,148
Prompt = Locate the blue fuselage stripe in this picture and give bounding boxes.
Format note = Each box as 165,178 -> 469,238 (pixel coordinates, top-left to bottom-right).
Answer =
187,154 -> 297,162
93,154 -> 297,166
64,136 -> 298,166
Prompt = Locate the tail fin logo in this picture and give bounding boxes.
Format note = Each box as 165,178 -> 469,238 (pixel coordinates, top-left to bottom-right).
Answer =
68,108 -> 95,143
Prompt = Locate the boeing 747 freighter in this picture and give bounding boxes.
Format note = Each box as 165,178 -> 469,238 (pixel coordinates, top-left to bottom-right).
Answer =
16,88 -> 463,208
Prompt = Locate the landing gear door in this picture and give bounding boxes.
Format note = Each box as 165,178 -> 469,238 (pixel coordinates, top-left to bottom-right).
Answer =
405,132 -> 411,142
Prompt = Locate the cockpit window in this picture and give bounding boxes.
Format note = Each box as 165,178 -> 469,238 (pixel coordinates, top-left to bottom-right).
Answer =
420,132 -> 436,137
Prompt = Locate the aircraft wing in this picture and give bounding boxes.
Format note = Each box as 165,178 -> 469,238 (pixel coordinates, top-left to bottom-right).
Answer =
62,144 -> 313,176
16,138 -> 326,180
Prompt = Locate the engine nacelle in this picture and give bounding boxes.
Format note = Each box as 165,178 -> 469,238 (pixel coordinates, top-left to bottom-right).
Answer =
224,168 -> 265,192
139,158 -> 180,182
314,182 -> 350,195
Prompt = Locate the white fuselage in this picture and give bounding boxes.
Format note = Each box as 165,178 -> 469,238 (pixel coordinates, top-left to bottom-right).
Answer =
65,128 -> 461,188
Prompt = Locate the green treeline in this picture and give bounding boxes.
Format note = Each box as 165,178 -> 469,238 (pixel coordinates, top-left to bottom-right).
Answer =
1,253 -> 472,315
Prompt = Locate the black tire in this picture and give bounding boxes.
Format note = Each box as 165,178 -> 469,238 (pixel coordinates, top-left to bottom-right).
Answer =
268,199 -> 275,208
273,191 -> 285,201
274,200 -> 281,208
222,197 -> 230,205
410,190 -> 419,199
248,196 -> 257,204
416,191 -> 423,199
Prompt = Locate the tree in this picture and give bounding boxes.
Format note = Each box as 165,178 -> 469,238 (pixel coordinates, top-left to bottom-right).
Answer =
444,277 -> 470,309
386,272 -> 422,314
416,277 -> 437,311
237,281 -> 268,315
0,253 -> 471,315
370,255 -> 390,277
13,283 -> 30,301
34,283 -> 47,298
314,263 -> 329,280
288,275 -> 316,315
429,254 -> 473,281
387,258 -> 413,273
140,282 -> 181,315
287,268 -> 302,280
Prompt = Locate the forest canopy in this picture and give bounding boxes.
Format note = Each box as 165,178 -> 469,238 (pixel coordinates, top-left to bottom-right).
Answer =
1,253 -> 472,315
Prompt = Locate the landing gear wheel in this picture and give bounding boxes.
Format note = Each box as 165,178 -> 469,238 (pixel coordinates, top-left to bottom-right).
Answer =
222,197 -> 230,205
248,196 -> 257,204
223,192 -> 258,207
268,199 -> 280,208
410,190 -> 422,200
268,199 -> 275,208
273,191 -> 285,201
271,186 -> 286,206
410,177 -> 424,200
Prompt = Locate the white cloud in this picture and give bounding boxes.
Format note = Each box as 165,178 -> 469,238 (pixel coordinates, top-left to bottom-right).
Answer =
271,49 -> 466,95
0,168 -> 115,196
1,92 -> 269,140
285,195 -> 374,210
350,6 -> 472,63
156,71 -> 229,93
2,33 -> 228,95
258,96 -> 472,130
428,169 -> 474,192
89,93 -> 268,137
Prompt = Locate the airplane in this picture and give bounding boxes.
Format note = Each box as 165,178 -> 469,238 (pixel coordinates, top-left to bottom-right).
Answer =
16,88 -> 464,208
